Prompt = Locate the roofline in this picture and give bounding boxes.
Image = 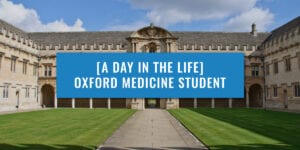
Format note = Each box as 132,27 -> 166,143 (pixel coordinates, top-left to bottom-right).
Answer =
271,16 -> 300,33
27,31 -> 270,34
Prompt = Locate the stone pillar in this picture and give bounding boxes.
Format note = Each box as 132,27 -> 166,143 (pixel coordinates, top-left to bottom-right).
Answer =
132,43 -> 136,52
54,93 -> 57,108
38,90 -> 42,107
72,98 -> 75,108
142,99 -> 145,110
89,98 -> 93,109
108,98 -> 111,109
211,98 -> 215,108
262,92 -> 265,108
193,98 -> 197,108
229,98 -> 232,108
132,43 -> 134,52
167,98 -> 179,109
166,43 -> 169,52
246,90 -> 249,108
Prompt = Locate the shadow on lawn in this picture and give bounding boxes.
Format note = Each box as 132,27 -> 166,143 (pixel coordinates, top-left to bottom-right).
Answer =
188,108 -> 300,150
209,144 -> 294,150
0,144 -> 294,150
78,145 -> 293,150
0,143 -> 95,150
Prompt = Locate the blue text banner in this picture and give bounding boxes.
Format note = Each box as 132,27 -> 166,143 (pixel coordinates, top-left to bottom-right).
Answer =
56,52 -> 244,98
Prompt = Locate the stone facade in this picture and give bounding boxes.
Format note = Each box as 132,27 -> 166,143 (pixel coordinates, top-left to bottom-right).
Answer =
0,16 -> 299,111
0,23 -> 39,111
262,18 -> 300,111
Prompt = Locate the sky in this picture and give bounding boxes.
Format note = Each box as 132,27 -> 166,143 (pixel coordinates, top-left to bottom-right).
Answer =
0,0 -> 299,32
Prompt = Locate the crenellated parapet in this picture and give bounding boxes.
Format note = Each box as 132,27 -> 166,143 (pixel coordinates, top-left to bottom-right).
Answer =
37,42 -> 129,51
37,43 -> 129,58
177,43 -> 258,52
173,31 -> 269,56
0,27 -> 39,56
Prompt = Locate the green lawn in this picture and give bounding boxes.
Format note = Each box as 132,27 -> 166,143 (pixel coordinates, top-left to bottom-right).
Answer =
0,108 -> 136,150
169,108 -> 300,150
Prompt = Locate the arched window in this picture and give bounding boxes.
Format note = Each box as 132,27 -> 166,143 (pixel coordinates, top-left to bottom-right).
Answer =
148,43 -> 157,53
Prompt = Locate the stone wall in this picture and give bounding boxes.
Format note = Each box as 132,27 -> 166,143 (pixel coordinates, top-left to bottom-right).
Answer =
0,29 -> 40,111
264,26 -> 300,110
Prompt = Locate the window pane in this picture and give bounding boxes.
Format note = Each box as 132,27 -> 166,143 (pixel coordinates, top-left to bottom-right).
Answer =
44,66 -> 47,76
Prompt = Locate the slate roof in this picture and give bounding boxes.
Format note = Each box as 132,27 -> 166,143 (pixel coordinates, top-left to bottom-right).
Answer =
7,17 -> 300,47
172,32 -> 269,46
0,20 -> 28,38
28,32 -> 132,46
26,31 -> 270,47
272,16 -> 300,37
264,16 -> 300,43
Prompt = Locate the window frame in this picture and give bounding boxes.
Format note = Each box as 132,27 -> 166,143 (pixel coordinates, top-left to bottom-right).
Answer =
0,53 -> 3,70
251,64 -> 259,77
266,86 -> 269,98
33,63 -> 38,76
2,85 -> 9,99
25,87 -> 30,98
273,86 -> 278,97
22,59 -> 28,74
273,60 -> 279,74
294,83 -> 300,97
44,64 -> 52,77
10,56 -> 18,72
284,56 -> 291,72
34,87 -> 37,98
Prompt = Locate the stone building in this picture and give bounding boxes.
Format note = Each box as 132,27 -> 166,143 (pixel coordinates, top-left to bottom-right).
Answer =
262,18 -> 300,110
0,17 -> 299,111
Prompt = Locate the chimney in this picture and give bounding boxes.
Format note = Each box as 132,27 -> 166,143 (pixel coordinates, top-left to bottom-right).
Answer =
251,23 -> 257,36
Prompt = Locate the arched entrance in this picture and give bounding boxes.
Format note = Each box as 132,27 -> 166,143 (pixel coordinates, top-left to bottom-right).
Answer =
145,98 -> 160,108
148,42 -> 157,53
41,84 -> 54,107
249,84 -> 262,107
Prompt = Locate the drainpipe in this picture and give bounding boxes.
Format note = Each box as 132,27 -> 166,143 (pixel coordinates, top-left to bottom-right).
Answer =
260,55 -> 266,111
37,56 -> 41,106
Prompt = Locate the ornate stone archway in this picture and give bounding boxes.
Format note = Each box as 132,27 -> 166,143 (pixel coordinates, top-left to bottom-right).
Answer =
148,42 -> 157,53
127,23 -> 178,53
127,24 -> 179,109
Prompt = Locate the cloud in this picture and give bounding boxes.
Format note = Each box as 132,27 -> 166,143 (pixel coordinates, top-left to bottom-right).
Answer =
125,0 -> 274,31
224,7 -> 274,32
103,21 -> 148,31
129,0 -> 257,26
0,0 -> 85,32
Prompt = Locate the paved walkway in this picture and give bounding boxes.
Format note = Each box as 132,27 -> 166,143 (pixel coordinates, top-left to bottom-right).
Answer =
99,109 -> 207,150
